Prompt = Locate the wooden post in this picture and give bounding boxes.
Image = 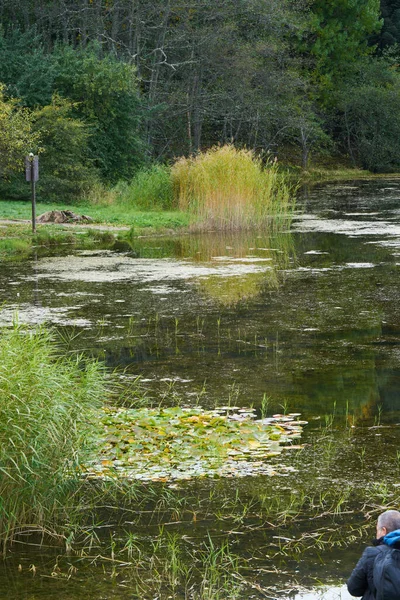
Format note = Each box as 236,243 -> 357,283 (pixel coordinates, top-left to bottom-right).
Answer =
25,154 -> 39,233
31,160 -> 36,234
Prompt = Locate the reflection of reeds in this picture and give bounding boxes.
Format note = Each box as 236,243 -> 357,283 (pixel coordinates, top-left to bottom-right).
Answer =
198,272 -> 276,306
177,229 -> 295,266
172,145 -> 296,231
177,230 -> 295,305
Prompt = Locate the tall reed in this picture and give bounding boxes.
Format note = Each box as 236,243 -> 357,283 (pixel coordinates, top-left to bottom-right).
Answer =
172,145 -> 295,230
0,325 -> 107,548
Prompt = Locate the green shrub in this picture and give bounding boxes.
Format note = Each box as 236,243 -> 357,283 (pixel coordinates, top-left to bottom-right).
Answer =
33,229 -> 76,247
116,164 -> 174,210
0,325 -> 107,547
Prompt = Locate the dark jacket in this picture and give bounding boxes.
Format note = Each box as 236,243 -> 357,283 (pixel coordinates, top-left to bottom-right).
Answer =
347,530 -> 400,599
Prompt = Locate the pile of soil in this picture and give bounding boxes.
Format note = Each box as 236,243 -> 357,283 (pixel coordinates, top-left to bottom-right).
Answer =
37,210 -> 94,224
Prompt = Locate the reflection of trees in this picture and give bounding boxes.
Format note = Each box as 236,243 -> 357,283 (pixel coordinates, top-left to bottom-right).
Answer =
105,222 -> 400,420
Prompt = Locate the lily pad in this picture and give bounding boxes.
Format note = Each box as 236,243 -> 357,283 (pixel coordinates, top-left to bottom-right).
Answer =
82,406 -> 306,482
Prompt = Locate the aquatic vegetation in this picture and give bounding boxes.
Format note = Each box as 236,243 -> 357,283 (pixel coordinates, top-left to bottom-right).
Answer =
172,145 -> 296,230
0,325 -> 107,548
176,230 -> 295,265
84,407 -> 306,482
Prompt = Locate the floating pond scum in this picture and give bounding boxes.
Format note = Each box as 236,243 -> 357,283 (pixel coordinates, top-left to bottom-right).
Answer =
83,407 -> 306,481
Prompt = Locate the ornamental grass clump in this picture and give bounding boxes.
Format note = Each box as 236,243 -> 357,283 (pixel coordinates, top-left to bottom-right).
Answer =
172,145 -> 295,230
0,325 -> 106,548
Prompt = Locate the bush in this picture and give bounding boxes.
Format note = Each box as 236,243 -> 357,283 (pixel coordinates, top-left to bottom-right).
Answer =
172,145 -> 294,230
0,325 -> 106,547
116,164 -> 174,210
33,95 -> 99,202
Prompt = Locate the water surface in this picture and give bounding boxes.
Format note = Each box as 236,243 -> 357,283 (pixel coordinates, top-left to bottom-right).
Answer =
1,179 -> 400,598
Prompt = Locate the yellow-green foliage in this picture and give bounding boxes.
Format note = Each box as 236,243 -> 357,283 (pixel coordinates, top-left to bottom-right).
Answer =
0,84 -> 38,176
172,145 -> 295,230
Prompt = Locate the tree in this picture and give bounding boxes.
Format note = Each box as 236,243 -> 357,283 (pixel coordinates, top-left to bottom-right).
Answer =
336,58 -> 400,171
371,0 -> 400,50
0,84 -> 37,177
304,0 -> 382,93
53,44 -> 145,183
0,1 -> 311,161
0,28 -> 56,107
32,95 -> 98,200
286,99 -> 332,169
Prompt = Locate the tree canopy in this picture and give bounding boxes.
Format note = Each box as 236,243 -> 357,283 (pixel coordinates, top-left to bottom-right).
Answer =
0,0 -> 399,197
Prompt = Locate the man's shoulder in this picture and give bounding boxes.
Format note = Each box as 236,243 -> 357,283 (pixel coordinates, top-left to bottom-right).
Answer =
363,545 -> 381,555
360,544 -> 382,563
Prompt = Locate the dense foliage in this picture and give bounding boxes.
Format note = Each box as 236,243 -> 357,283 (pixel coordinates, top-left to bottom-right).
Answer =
0,326 -> 106,545
0,0 -> 399,200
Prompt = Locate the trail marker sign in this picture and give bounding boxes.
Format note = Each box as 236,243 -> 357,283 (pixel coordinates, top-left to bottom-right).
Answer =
25,155 -> 39,182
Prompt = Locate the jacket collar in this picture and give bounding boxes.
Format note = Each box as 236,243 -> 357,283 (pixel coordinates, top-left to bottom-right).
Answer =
384,529 -> 400,547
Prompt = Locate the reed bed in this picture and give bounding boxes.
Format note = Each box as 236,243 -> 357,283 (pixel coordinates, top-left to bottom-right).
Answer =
0,325 -> 107,548
172,145 -> 295,231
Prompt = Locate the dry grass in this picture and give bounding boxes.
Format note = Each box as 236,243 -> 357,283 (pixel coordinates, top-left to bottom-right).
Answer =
172,145 -> 296,231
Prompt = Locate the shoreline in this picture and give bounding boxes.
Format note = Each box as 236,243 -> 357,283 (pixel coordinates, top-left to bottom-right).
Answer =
0,171 -> 399,259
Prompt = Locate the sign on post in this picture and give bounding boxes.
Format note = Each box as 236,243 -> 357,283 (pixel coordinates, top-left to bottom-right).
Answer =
25,154 -> 39,233
25,155 -> 39,182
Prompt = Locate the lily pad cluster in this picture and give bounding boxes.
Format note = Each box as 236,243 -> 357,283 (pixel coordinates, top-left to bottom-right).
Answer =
83,406 -> 307,482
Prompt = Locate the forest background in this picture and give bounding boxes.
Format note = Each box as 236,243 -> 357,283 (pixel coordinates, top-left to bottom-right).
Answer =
0,0 -> 400,205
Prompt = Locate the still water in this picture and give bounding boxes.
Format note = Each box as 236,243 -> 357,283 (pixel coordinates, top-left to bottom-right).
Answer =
1,180 -> 400,598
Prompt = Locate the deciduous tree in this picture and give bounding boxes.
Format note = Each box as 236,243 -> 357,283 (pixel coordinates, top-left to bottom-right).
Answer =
0,84 -> 37,176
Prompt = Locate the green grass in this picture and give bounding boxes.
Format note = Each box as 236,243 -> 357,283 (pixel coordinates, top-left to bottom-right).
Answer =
0,223 -> 122,260
0,237 -> 31,255
0,199 -> 189,228
0,325 -> 107,548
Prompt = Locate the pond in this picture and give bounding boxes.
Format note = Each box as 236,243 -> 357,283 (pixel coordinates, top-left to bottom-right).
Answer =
1,179 -> 400,598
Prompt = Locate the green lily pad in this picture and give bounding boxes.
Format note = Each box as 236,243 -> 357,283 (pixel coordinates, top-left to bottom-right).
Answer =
82,407 -> 306,482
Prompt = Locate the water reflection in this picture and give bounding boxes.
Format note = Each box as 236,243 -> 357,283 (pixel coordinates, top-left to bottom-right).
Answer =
1,180 -> 400,598
295,586 -> 351,600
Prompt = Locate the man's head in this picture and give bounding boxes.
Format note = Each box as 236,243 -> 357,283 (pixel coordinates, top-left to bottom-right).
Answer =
376,510 -> 400,538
